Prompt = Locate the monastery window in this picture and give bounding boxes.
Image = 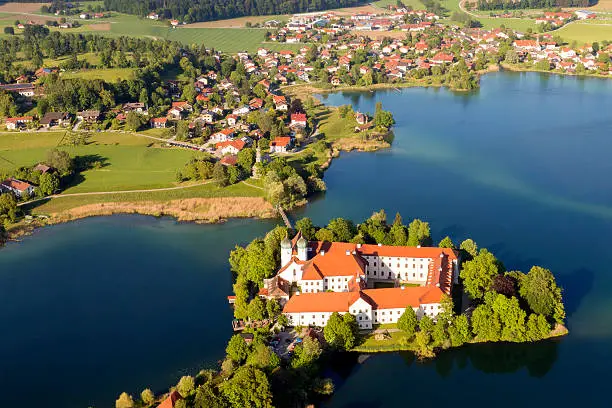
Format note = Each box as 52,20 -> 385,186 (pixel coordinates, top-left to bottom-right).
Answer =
413,273 -> 415,278
420,273 -> 423,278
382,262 -> 385,267
398,311 -> 401,315
322,315 -> 325,318
397,263 -> 400,268
374,262 -> 377,266
382,311 -> 386,315
413,264 -> 415,268
420,264 -> 423,269
312,315 -> 315,319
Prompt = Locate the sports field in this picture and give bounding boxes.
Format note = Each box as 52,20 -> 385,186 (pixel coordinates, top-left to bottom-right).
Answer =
0,131 -> 198,193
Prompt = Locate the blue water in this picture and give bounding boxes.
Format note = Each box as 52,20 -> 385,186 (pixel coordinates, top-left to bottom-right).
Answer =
1,72 -> 611,407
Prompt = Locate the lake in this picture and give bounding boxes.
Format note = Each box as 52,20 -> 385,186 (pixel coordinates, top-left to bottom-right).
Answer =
1,71 -> 612,407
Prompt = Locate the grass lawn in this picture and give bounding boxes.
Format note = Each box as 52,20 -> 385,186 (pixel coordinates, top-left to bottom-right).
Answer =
355,330 -> 415,352
0,131 -> 200,193
62,67 -> 135,81
555,21 -> 612,44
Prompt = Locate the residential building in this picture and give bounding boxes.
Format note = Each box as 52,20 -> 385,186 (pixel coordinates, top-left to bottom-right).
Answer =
40,112 -> 70,128
270,136 -> 293,153
0,83 -> 35,97
0,178 -> 37,198
5,116 -> 33,130
150,117 -> 168,128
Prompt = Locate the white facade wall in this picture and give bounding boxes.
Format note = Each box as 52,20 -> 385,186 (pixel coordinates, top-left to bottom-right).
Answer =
364,254 -> 430,283
349,298 -> 373,329
278,261 -> 304,282
300,279 -> 323,293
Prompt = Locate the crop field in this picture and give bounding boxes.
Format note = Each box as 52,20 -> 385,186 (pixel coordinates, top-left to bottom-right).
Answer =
0,131 -> 198,193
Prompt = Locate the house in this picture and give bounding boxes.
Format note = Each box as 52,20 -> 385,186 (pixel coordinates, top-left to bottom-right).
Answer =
0,83 -> 35,97
271,234 -> 458,329
0,178 -> 37,198
148,12 -> 159,20
122,102 -> 147,114
270,136 -> 293,153
168,106 -> 186,120
157,390 -> 182,408
199,110 -> 216,124
170,19 -> 180,26
431,52 -> 454,64
34,163 -> 54,174
220,155 -> 238,166
249,98 -> 264,110
331,76 -> 341,86
226,114 -> 238,126
216,139 -> 246,155
35,67 -> 56,78
5,116 -> 33,130
210,128 -> 235,142
355,112 -> 368,125
40,112 -> 70,128
273,95 -> 288,111
77,110 -> 101,122
290,113 -> 307,128
150,117 -> 168,128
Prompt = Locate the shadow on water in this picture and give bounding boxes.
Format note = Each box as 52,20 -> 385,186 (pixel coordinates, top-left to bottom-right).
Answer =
325,339 -> 560,395
557,268 -> 595,319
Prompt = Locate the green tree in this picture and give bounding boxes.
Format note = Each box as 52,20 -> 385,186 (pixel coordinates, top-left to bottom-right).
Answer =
0,193 -> 18,223
266,298 -> 281,320
295,217 -> 316,240
459,238 -> 478,258
125,111 -> 144,131
448,314 -> 471,347
519,266 -> 565,323
438,236 -> 455,249
194,383 -> 227,408
373,101 -> 395,129
389,212 -> 407,245
419,315 -> 434,334
213,161 -> 230,187
491,294 -> 527,342
324,312 -> 357,350
407,219 -> 431,246
237,147 -> 256,173
46,148 -> 72,176
226,334 -> 249,363
221,366 -> 273,408
397,306 -> 418,338
247,297 -> 266,321
291,336 -> 322,370
3,27 -> 14,35
38,172 -> 60,196
177,375 -> 195,398
471,302 -> 501,341
115,392 -> 135,408
247,342 -> 281,371
327,217 -> 357,242
504,49 -> 519,64
526,313 -> 551,341
140,389 -> 155,406
432,318 -> 450,348
460,249 -> 501,300
414,330 -> 434,357
315,228 -> 335,242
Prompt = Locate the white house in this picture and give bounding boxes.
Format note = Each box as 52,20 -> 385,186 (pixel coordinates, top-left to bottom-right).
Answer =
269,136 -> 293,153
0,178 -> 36,198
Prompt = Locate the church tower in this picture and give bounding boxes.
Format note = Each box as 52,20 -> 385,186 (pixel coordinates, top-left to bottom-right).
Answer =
281,234 -> 292,266
297,236 -> 308,261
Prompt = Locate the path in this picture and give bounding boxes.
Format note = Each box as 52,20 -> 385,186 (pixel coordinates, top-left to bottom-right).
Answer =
18,180 -> 214,207
276,205 -> 292,228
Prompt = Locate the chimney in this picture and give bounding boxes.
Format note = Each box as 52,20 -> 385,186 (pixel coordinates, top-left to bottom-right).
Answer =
346,250 -> 351,256
417,245 -> 421,248
352,251 -> 356,255
356,243 -> 362,248
320,250 -> 325,256
401,286 -> 405,290
436,283 -> 440,288
440,252 -> 444,258
439,267 -> 443,272
378,243 -> 382,247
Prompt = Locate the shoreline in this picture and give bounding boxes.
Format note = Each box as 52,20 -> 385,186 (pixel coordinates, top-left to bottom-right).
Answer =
283,63 -> 609,100
352,323 -> 569,356
4,196 -> 277,242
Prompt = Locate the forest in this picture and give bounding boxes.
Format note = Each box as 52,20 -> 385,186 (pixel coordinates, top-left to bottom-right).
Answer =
102,0 -> 365,23
476,0 -> 595,10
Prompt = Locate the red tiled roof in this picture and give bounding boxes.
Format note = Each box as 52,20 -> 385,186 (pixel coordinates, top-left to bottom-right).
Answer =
2,178 -> 34,191
271,136 -> 292,147
157,391 -> 182,408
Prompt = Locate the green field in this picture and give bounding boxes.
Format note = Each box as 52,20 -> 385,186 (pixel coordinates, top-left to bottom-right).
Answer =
555,21 -> 612,44
0,131 -> 199,193
62,67 -> 135,81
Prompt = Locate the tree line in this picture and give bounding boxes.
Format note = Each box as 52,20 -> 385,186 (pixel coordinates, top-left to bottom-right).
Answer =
102,0 -> 365,23
476,0 -> 593,10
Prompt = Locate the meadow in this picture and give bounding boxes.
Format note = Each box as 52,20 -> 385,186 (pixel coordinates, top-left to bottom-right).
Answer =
0,131 -> 199,193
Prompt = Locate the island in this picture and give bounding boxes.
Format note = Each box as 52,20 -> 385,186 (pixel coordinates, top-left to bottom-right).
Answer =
116,211 -> 567,408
